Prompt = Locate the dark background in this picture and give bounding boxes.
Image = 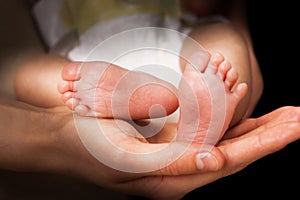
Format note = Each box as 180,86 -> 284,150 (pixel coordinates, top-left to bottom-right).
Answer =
184,0 -> 300,199
1,0 -> 299,199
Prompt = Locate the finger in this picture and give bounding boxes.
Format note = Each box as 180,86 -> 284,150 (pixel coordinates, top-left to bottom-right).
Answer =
224,106 -> 300,139
256,106 -> 300,125
223,118 -> 258,140
219,122 -> 300,174
145,142 -> 224,176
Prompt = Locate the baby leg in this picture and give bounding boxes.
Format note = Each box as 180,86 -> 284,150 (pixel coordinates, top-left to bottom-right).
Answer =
14,55 -> 70,107
58,61 -> 178,119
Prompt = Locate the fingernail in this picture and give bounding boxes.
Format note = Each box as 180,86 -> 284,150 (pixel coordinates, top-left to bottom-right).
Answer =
196,152 -> 218,170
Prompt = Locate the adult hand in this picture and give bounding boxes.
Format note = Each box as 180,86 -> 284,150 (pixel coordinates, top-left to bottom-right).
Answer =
45,106 -> 300,199
0,99 -> 223,198
1,99 -> 300,200
132,106 -> 299,199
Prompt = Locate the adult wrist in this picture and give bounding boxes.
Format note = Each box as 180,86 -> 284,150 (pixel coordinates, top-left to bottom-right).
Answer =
0,101 -> 71,173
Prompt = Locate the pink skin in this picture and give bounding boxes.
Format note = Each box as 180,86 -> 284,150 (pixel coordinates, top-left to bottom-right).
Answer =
177,52 -> 248,144
57,53 -> 247,145
57,61 -> 179,120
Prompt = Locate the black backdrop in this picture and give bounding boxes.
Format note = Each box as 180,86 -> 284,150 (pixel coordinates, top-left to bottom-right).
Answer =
0,1 -> 299,200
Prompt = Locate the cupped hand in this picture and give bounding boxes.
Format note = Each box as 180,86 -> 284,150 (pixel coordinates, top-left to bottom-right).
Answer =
52,106 -> 300,200
47,107 -> 222,196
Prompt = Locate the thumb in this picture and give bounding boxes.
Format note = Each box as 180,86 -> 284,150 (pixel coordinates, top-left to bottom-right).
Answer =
144,142 -> 224,176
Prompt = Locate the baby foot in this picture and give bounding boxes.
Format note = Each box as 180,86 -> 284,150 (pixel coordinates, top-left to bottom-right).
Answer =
177,52 -> 247,144
58,62 -> 178,119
